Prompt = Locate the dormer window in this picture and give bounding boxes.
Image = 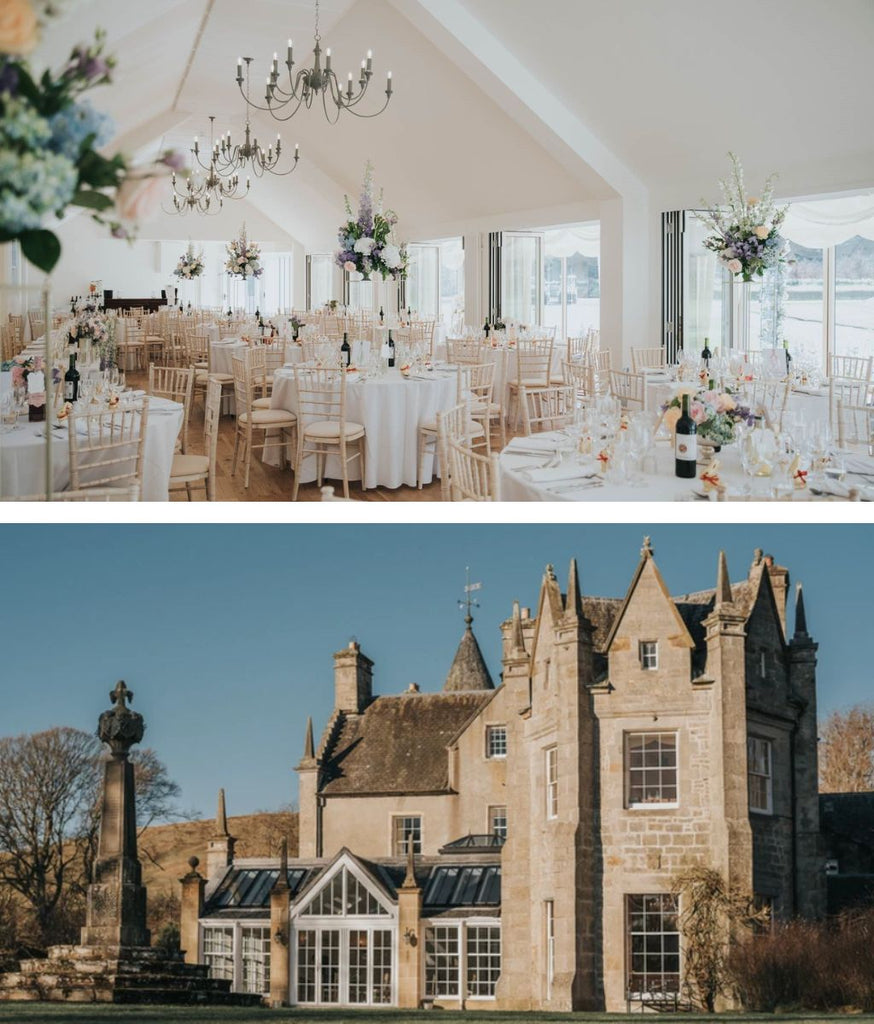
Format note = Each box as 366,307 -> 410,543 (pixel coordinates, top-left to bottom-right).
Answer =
639,641 -> 658,670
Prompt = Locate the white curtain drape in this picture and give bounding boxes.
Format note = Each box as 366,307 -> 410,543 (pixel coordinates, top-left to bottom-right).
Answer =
544,223 -> 600,259
783,194 -> 874,248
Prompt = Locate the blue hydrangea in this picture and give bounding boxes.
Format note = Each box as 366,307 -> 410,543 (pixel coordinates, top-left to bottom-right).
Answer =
1,96 -> 52,150
0,148 -> 78,233
48,100 -> 114,161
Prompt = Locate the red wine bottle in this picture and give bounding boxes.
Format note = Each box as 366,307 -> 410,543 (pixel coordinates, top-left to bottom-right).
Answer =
340,331 -> 351,367
674,393 -> 697,478
387,329 -> 395,368
64,353 -> 80,403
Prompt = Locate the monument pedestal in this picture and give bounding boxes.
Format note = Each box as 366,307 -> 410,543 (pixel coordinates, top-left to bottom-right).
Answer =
0,682 -> 261,1007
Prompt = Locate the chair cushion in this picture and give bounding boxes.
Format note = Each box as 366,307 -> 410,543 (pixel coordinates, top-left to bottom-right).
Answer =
170,453 -> 209,480
420,419 -> 484,436
470,400 -> 502,416
208,373 -> 234,384
238,409 -> 297,427
304,420 -> 365,440
252,396 -> 273,409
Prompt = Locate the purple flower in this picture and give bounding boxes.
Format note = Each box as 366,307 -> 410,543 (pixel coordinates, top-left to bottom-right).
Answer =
0,61 -> 19,95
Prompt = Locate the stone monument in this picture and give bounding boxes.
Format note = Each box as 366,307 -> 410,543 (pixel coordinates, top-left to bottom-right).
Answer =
0,683 -> 260,1005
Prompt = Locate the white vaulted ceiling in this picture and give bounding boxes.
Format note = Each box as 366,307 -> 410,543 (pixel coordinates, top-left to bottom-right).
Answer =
33,0 -> 874,249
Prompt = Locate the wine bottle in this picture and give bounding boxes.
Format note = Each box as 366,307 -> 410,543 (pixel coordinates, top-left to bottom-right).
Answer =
484,319 -> 490,338
255,306 -> 260,321
783,338 -> 792,376
64,353 -> 80,403
379,305 -> 384,325
701,336 -> 712,368
387,329 -> 395,368
674,393 -> 697,478
341,331 -> 351,368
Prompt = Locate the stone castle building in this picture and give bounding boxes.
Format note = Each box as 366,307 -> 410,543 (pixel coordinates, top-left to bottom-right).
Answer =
180,542 -> 824,1011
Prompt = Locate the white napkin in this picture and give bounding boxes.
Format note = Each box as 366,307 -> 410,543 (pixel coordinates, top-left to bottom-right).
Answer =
506,435 -> 561,454
525,462 -> 599,485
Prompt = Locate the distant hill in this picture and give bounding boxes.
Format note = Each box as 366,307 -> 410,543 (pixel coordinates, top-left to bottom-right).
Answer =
138,810 -> 298,935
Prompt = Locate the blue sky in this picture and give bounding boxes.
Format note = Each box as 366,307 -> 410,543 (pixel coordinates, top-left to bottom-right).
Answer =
0,524 -> 869,820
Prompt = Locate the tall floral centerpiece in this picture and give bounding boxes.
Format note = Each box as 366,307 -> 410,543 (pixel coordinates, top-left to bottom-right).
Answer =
68,305 -> 115,367
225,224 -> 262,279
173,242 -> 205,280
696,153 -> 790,284
662,386 -> 755,450
0,9 -> 183,274
336,162 -> 408,281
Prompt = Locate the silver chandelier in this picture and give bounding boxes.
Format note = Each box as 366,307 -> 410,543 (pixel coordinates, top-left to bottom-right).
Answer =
236,0 -> 393,125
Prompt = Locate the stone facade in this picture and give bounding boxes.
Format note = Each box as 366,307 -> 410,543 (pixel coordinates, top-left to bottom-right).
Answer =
189,544 -> 825,1012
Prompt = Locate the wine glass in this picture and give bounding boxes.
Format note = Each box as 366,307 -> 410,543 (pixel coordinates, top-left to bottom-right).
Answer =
1,392 -> 18,432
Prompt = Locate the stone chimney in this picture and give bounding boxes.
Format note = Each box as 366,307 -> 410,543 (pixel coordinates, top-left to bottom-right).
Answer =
333,641 -> 374,714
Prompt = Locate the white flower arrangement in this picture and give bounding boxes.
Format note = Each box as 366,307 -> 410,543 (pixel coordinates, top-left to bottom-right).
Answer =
225,223 -> 262,279
173,241 -> 205,279
696,153 -> 790,283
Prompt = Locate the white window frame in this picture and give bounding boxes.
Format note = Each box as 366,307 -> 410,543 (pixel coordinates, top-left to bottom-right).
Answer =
639,641 -> 659,670
545,746 -> 558,819
422,920 -> 501,1002
485,724 -> 507,759
625,732 -> 679,810
544,900 -> 555,1000
626,893 -> 681,999
488,805 -> 507,841
201,919 -> 272,994
391,814 -> 422,856
748,736 -> 773,815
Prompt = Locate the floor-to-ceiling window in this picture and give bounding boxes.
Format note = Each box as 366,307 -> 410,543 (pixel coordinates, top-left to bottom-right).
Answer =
501,232 -> 541,325
307,254 -> 335,310
541,224 -> 600,339
405,238 -> 464,327
261,253 -> 292,315
834,235 -> 874,359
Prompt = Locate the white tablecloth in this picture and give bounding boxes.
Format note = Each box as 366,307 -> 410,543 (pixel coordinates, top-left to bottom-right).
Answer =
0,395 -> 183,501
433,341 -> 562,409
268,366 -> 457,489
499,421 -> 868,502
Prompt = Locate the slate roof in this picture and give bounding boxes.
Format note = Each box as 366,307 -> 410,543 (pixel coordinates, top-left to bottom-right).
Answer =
444,625 -> 494,692
202,856 -> 501,918
319,691 -> 493,795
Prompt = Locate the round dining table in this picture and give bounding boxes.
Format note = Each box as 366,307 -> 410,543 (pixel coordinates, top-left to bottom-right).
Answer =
0,381 -> 183,501
267,365 -> 458,489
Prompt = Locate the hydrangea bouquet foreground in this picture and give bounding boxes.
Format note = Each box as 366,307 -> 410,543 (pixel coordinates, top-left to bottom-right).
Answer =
174,242 -> 205,279
696,153 -> 790,283
0,17 -> 183,274
336,161 -> 408,281
662,386 -> 755,446
226,225 -> 262,279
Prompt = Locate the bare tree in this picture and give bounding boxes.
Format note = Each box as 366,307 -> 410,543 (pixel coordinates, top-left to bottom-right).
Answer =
0,727 -> 181,946
819,706 -> 874,793
675,866 -> 768,1013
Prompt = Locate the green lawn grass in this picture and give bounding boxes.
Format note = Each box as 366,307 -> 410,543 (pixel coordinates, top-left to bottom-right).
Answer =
0,1008 -> 873,1024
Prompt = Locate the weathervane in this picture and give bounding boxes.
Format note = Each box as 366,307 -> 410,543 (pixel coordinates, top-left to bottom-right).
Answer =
458,566 -> 482,626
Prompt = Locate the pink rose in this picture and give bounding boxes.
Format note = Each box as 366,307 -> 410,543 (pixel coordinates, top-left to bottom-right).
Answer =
0,0 -> 38,55
715,394 -> 736,413
690,401 -> 706,424
116,175 -> 166,224
11,366 -> 24,386
344,260 -> 356,272
726,258 -> 743,275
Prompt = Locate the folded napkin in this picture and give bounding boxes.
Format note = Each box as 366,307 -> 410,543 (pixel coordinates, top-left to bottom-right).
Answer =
506,435 -> 561,453
844,453 -> 874,476
525,462 -> 598,485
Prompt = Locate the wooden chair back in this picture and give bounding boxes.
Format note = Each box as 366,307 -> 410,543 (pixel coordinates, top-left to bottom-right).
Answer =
68,399 -> 149,491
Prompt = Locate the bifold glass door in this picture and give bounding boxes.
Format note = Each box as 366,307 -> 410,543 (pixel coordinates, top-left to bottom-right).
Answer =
501,231 -> 542,325
681,214 -> 729,356
296,926 -> 393,1006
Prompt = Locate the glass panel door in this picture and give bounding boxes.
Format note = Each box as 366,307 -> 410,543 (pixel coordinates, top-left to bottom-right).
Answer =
406,245 -> 439,317
320,929 -> 341,1003
835,235 -> 874,359
502,231 -> 542,325
308,254 -> 334,310
682,214 -> 728,356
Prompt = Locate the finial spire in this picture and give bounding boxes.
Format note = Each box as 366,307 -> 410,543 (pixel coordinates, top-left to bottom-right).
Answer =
304,716 -> 314,759
458,566 -> 482,627
716,550 -> 733,605
403,840 -> 416,887
794,582 -> 808,637
510,600 -> 526,654
216,788 -> 229,837
641,536 -> 653,558
566,558 -> 583,618
545,563 -> 556,581
279,835 -> 288,876
110,680 -> 133,709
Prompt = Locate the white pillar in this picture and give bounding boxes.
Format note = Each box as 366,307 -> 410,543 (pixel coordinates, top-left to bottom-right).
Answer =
599,195 -> 652,370
462,232 -> 483,328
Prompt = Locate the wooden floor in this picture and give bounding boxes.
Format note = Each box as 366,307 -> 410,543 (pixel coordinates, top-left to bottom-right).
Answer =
133,372 -> 493,503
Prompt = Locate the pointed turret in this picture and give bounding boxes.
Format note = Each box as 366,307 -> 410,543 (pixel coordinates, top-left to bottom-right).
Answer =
794,582 -> 809,638
564,557 -> 583,620
444,615 -> 494,692
304,716 -> 314,759
716,550 -> 733,605
403,841 -> 417,888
